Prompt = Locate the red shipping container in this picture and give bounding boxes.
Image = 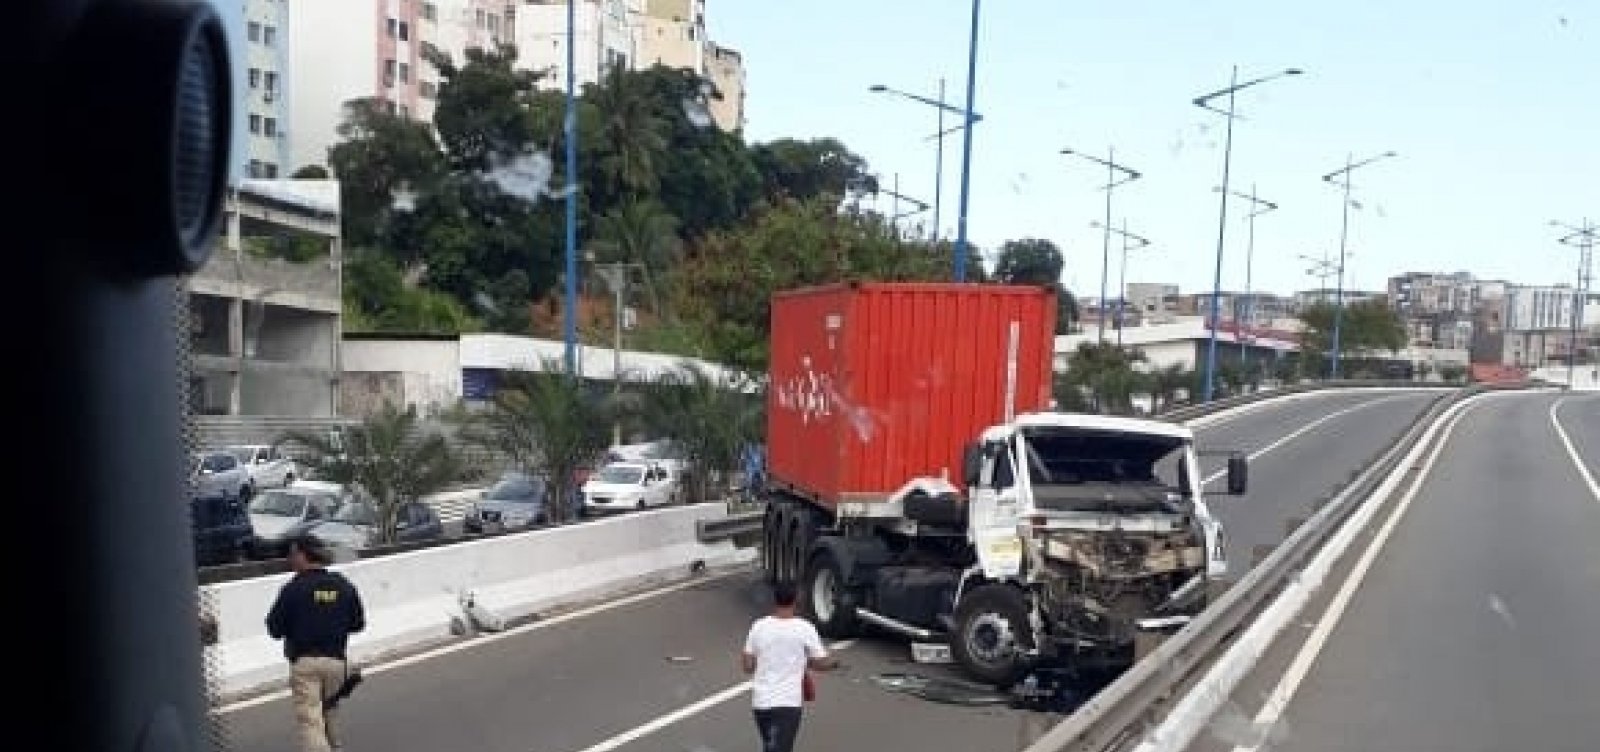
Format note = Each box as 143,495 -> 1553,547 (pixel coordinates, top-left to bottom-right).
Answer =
767,282 -> 1058,511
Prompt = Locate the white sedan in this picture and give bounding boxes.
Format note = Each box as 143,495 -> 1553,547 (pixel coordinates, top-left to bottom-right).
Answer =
582,461 -> 681,513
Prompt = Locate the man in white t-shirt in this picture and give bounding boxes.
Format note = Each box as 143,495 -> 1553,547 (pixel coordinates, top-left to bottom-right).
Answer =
741,582 -> 837,752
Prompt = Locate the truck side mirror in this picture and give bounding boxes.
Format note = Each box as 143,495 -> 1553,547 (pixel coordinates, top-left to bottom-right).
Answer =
961,443 -> 983,488
1226,454 -> 1249,496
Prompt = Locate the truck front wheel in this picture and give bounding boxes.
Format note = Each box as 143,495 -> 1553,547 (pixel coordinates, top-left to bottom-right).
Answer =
951,583 -> 1035,688
800,549 -> 858,638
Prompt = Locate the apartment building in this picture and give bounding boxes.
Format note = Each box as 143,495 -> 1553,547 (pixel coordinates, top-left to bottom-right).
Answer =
704,41 -> 746,131
513,0 -> 639,87
241,0 -> 292,178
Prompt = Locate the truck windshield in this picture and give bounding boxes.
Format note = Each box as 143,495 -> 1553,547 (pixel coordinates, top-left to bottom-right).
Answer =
1019,429 -> 1189,494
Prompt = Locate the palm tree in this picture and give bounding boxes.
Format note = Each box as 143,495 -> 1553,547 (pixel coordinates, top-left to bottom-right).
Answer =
283,401 -> 464,545
456,361 -> 613,522
588,65 -> 668,199
625,363 -> 763,503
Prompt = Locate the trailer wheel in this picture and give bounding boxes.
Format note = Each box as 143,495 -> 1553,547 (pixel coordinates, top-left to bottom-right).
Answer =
951,583 -> 1035,688
760,504 -> 781,584
785,513 -> 818,589
800,548 -> 858,638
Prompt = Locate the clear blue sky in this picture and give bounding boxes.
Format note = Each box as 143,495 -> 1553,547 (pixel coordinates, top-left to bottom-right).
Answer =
712,0 -> 1598,299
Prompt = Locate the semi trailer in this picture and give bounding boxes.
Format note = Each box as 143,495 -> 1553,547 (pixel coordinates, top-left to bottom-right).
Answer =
760,282 -> 1247,686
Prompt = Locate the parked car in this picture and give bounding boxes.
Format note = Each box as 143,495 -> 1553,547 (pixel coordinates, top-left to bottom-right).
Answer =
307,498 -> 445,552
245,482 -> 344,558
582,461 -> 682,513
463,472 -> 550,534
189,492 -> 252,566
192,450 -> 251,503
223,444 -> 298,492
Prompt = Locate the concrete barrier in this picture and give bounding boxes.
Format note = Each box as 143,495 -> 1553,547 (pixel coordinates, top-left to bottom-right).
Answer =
205,502 -> 751,697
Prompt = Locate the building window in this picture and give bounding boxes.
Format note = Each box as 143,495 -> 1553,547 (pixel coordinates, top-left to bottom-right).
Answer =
264,71 -> 279,93
399,21 -> 410,41
264,118 -> 277,137
248,22 -> 260,42
487,14 -> 499,33
476,9 -> 485,28
248,68 -> 261,88
398,104 -> 411,119
249,114 -> 261,134
264,26 -> 277,46
398,62 -> 411,83
263,163 -> 279,179
422,3 -> 437,21
420,81 -> 438,98
387,18 -> 397,37
384,59 -> 397,86
248,159 -> 264,177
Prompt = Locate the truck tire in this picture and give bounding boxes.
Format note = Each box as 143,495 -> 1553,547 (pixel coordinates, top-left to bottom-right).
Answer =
951,583 -> 1035,688
760,503 -> 783,584
800,548 -> 858,638
784,512 -> 819,590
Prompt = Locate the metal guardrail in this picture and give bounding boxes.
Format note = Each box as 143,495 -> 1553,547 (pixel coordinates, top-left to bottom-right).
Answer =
1025,382 -> 1534,752
696,510 -> 765,542
1157,378 -> 1454,424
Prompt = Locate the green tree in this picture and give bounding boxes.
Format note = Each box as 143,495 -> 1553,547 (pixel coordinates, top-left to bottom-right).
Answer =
456,363 -> 613,522
668,196 -> 955,371
585,64 -> 670,201
1148,364 -> 1192,413
1297,300 -> 1407,359
326,98 -> 447,248
625,363 -> 763,503
993,238 -> 1065,285
424,44 -> 544,172
343,250 -> 482,333
284,402 -> 465,545
750,137 -> 873,203
1057,342 -> 1149,415
292,164 -> 330,179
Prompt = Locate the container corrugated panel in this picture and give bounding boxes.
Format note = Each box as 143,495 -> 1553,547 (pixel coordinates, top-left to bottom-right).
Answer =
768,282 -> 1057,510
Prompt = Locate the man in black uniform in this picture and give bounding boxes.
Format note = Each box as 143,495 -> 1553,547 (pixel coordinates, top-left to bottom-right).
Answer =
267,535 -> 366,752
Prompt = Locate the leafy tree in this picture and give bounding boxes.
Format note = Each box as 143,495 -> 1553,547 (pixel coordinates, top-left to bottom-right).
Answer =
424,44 -> 544,172
585,64 -> 670,201
1148,364 -> 1192,413
325,98 -> 447,248
1057,342 -> 1149,415
284,402 -> 465,544
292,164 -> 330,179
668,196 -> 955,371
993,238 -> 1065,285
750,137 -> 873,203
455,363 -> 613,522
1297,300 -> 1407,359
343,250 -> 481,333
625,363 -> 763,502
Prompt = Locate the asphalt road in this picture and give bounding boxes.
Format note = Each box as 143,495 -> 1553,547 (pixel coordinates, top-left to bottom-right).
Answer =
217,388 -> 1440,752
1185,391 -> 1600,752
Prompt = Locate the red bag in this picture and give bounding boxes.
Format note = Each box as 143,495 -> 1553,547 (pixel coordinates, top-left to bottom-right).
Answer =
802,671 -> 816,702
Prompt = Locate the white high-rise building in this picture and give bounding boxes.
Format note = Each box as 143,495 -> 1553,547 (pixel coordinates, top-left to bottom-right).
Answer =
513,0 -> 638,88
241,0 -> 292,178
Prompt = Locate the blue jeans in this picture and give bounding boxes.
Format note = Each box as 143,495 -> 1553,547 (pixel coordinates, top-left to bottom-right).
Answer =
753,706 -> 802,752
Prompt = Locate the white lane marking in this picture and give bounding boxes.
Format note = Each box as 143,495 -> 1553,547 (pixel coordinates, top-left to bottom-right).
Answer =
1550,397 -> 1600,504
217,568 -> 746,714
1224,395 -> 1483,752
567,640 -> 856,752
1185,387 -> 1444,431
1201,394 -> 1415,485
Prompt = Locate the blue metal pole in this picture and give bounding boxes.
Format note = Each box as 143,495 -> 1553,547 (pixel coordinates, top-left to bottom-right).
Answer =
562,0 -> 579,376
1203,67 -> 1238,403
953,0 -> 981,282
932,77 -> 945,244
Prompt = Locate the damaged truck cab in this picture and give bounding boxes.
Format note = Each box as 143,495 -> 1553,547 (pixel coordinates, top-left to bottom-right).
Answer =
760,282 -> 1248,687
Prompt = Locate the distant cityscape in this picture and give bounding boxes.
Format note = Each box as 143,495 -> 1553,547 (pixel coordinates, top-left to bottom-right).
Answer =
1077,272 -> 1600,371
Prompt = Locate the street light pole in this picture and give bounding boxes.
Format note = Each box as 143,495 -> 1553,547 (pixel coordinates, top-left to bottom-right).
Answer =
1061,147 -> 1141,343
953,0 -> 982,282
933,77 -> 945,242
562,0 -> 579,377
869,80 -> 981,255
1193,66 -> 1302,402
1090,220 -> 1151,348
1321,150 -> 1397,379
1219,185 -> 1278,367
1553,218 -> 1597,387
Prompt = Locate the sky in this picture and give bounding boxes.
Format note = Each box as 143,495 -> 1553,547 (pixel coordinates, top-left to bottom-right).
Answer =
711,0 -> 1598,300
